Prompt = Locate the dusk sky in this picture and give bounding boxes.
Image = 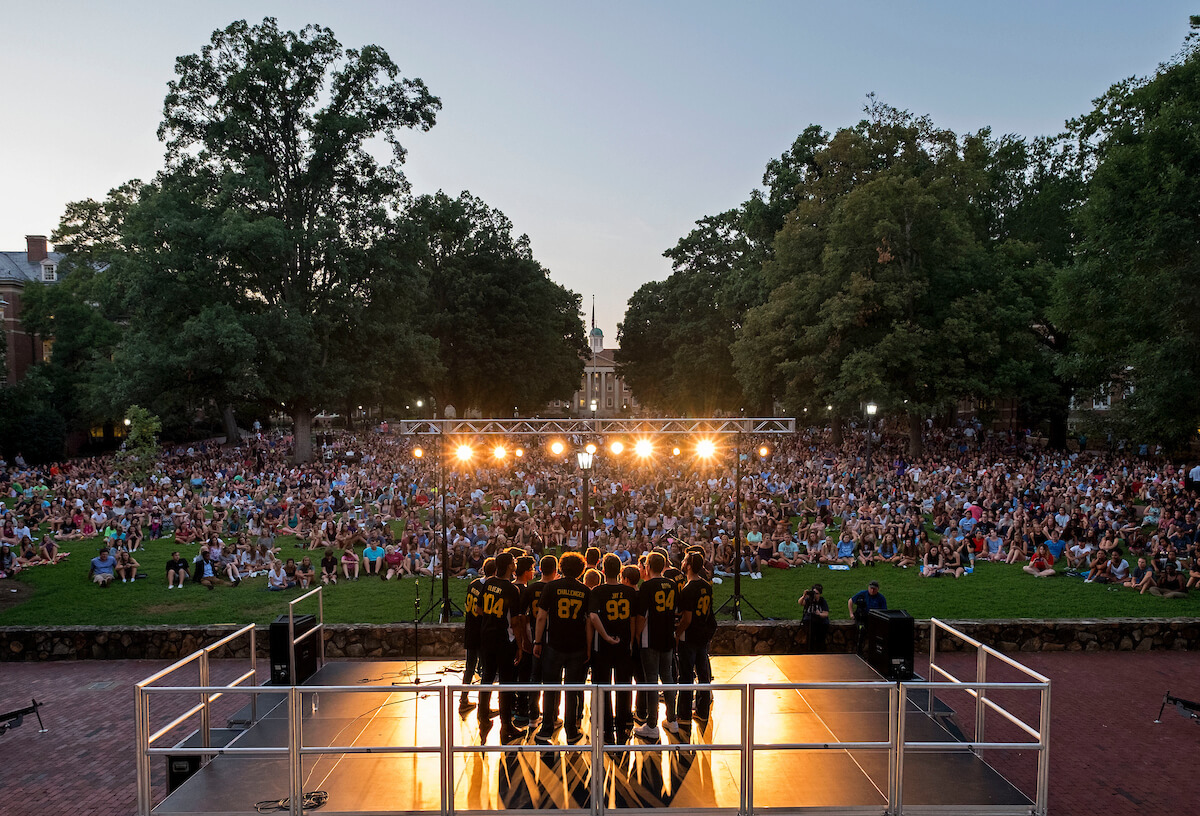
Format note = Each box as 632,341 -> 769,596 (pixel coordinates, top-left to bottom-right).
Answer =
2,1 -> 1193,343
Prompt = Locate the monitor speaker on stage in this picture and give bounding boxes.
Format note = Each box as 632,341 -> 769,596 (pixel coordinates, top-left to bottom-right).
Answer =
270,614 -> 318,685
866,609 -> 914,681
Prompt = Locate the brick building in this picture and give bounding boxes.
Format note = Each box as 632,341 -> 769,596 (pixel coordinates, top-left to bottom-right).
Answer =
0,235 -> 61,384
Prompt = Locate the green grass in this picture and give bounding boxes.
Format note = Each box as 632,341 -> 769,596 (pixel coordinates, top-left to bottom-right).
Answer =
2,531 -> 1197,626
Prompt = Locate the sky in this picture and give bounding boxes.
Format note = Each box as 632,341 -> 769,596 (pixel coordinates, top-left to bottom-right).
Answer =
1,1 -> 1194,343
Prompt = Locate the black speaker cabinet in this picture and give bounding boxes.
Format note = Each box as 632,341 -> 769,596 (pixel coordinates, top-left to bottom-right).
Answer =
866,609 -> 914,680
270,613 -> 318,685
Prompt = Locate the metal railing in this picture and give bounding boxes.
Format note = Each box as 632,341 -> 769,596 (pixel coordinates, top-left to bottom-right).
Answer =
287,585 -> 325,684
396,417 -> 797,436
135,620 -> 1050,816
134,623 -> 257,816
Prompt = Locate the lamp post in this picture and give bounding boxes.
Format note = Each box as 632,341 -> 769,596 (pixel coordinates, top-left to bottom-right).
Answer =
577,447 -> 594,542
865,402 -> 878,476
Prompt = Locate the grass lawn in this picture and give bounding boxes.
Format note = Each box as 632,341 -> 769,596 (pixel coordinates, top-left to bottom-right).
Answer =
2,533 -> 1198,626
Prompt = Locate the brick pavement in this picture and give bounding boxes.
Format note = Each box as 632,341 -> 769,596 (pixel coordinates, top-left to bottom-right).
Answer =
2,651 -> 1198,815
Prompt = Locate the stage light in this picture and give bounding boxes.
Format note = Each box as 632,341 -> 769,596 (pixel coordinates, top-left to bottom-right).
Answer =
672,447 -> 681,456
697,439 -> 716,458
550,441 -> 565,455
455,445 -> 473,462
610,441 -> 625,455
515,448 -> 524,458
759,446 -> 770,458
585,443 -> 597,455
634,439 -> 653,458
493,445 -> 506,460
412,447 -> 423,458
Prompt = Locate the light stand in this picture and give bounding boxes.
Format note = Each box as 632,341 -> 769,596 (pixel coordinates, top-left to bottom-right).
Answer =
716,428 -> 765,621
578,449 -> 593,545
419,431 -> 462,624
864,402 -> 877,476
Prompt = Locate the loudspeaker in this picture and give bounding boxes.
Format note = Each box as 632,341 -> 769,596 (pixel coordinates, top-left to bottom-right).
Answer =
167,754 -> 200,793
270,614 -> 318,685
866,609 -> 914,681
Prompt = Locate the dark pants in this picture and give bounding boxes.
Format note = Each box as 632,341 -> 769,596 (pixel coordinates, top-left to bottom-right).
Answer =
515,647 -> 538,720
537,645 -> 587,740
675,639 -> 712,720
805,618 -> 828,653
591,644 -> 634,732
461,646 -> 480,698
638,646 -> 677,727
478,639 -> 517,728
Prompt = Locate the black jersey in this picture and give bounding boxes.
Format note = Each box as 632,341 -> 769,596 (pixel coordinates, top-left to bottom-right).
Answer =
637,576 -> 677,652
521,579 -> 547,639
478,576 -> 520,644
540,576 -> 590,652
589,582 -> 637,650
678,577 -> 716,644
463,576 -> 487,650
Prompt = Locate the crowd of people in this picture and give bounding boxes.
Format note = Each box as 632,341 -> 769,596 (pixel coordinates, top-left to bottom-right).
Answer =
1,422 -> 1198,604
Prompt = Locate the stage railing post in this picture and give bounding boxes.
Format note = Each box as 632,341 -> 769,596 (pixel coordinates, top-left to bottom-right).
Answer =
590,685 -> 604,814
135,685 -> 150,816
199,650 -> 211,752
288,607 -> 297,686
318,586 -> 325,669
975,646 -> 987,750
926,621 -> 937,716
894,683 -> 908,816
887,683 -> 898,814
441,686 -> 452,816
1036,683 -> 1051,816
250,626 -> 258,724
744,683 -> 754,816
288,686 -> 303,816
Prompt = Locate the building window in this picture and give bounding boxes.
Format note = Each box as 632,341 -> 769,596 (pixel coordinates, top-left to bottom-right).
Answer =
41,338 -> 54,364
1092,393 -> 1111,411
607,381 -> 613,390
607,398 -> 613,408
42,263 -> 56,282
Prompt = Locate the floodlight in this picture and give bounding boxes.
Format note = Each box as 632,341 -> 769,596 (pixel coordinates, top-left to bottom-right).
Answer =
696,439 -> 717,458
634,440 -> 653,458
493,445 -> 506,460
515,448 -> 524,458
758,446 -> 770,458
413,447 -> 424,459
455,445 -> 473,462
585,443 -> 597,455
550,441 -> 565,456
672,447 -> 681,456
610,441 -> 625,455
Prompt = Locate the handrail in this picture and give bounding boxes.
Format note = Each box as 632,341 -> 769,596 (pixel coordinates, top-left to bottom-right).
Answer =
287,585 -> 324,685
137,629 -> 1050,816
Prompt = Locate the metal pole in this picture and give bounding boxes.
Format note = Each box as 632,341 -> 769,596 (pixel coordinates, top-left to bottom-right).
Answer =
441,686 -> 453,816
590,686 -> 604,814
865,414 -> 873,474
732,429 -> 742,620
895,683 -> 908,816
135,686 -> 150,816
887,684 -> 898,814
250,627 -> 258,724
199,651 -> 211,750
926,622 -> 936,716
289,687 -> 303,816
441,432 -> 451,622
975,647 -> 987,750
1036,684 -> 1051,816
744,683 -> 754,816
288,606 -> 297,686
318,588 -> 325,668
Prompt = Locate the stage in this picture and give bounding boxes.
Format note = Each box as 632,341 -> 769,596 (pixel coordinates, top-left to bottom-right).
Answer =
149,654 -> 1034,814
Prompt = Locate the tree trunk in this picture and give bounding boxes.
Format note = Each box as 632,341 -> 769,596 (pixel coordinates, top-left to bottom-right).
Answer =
908,414 -> 924,458
293,407 -> 314,464
221,404 -> 241,444
830,414 -> 843,447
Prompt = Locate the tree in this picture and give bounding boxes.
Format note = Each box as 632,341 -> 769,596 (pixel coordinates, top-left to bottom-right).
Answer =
405,191 -> 585,415
1052,18 -> 1200,446
145,17 -> 441,460
115,405 -> 162,483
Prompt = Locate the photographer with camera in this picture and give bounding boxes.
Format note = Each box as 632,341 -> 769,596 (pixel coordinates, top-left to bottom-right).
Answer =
798,583 -> 830,652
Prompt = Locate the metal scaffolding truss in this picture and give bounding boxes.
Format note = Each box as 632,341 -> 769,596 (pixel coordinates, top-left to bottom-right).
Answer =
395,417 -> 796,436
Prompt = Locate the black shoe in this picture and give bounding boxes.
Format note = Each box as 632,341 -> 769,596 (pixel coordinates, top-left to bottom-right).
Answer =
566,731 -> 586,745
459,696 -> 477,713
533,733 -> 552,745
500,726 -> 526,744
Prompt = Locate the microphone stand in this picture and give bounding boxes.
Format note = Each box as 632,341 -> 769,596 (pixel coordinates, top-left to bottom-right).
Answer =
405,578 -> 439,691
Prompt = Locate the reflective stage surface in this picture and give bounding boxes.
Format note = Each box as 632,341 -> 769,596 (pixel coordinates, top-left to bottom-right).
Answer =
155,655 -> 1031,813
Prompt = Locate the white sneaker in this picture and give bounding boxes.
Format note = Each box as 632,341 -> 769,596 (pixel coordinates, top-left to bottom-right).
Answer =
712,576 -> 723,584
167,585 -> 173,590
664,720 -> 680,734
633,723 -> 659,739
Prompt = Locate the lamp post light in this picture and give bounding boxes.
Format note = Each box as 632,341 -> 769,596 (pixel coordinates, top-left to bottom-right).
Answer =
577,447 -> 594,539
865,402 -> 878,475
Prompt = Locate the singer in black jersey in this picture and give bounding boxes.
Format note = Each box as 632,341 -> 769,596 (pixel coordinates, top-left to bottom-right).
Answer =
675,550 -> 717,723
518,554 -> 557,727
477,552 -> 522,741
633,551 -> 679,736
460,557 -> 495,713
589,554 -> 637,738
533,552 -> 590,744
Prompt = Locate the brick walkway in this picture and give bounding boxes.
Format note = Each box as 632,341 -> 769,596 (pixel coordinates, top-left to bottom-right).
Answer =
1,651 -> 1198,815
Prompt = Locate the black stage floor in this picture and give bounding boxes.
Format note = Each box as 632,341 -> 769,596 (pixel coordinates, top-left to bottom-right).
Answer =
154,654 -> 1032,814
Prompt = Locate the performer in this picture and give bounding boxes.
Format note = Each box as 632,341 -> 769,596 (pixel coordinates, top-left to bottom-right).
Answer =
518,554 -> 557,729
633,551 -> 679,738
510,555 -> 536,726
459,557 -> 493,713
675,549 -> 716,728
533,551 -> 590,745
477,553 -> 522,742
588,553 -> 637,741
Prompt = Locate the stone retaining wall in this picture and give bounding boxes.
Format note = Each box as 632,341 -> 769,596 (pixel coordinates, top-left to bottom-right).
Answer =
3,617 -> 1198,662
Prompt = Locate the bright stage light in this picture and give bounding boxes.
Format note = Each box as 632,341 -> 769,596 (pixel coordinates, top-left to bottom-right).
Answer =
456,445 -> 473,462
634,439 -> 653,458
672,447 -> 681,456
610,441 -> 625,455
696,439 -> 716,458
759,446 -> 770,458
585,443 -> 597,455
515,448 -> 524,458
412,447 -> 424,458
550,441 -> 565,456
493,445 -> 507,460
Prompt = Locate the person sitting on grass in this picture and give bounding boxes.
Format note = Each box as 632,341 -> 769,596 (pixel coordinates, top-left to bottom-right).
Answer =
382,544 -> 404,580
192,550 -> 240,589
320,548 -> 339,585
941,543 -> 965,578
858,533 -> 881,567
1188,541 -> 1200,590
166,551 -> 190,589
983,529 -> 1006,562
1087,548 -> 1129,584
1148,562 -> 1188,598
90,547 -> 117,586
267,559 -> 292,591
921,542 -> 942,577
296,555 -> 316,589
1022,543 -> 1057,578
115,549 -> 140,583
1066,537 -> 1094,572
834,530 -> 857,567
362,537 -> 385,576
1123,557 -> 1155,594
0,543 -> 21,579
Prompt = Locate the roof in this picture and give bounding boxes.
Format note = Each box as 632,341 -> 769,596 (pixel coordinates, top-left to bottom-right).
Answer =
590,326 -> 603,336
586,348 -> 618,369
0,251 -> 65,284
